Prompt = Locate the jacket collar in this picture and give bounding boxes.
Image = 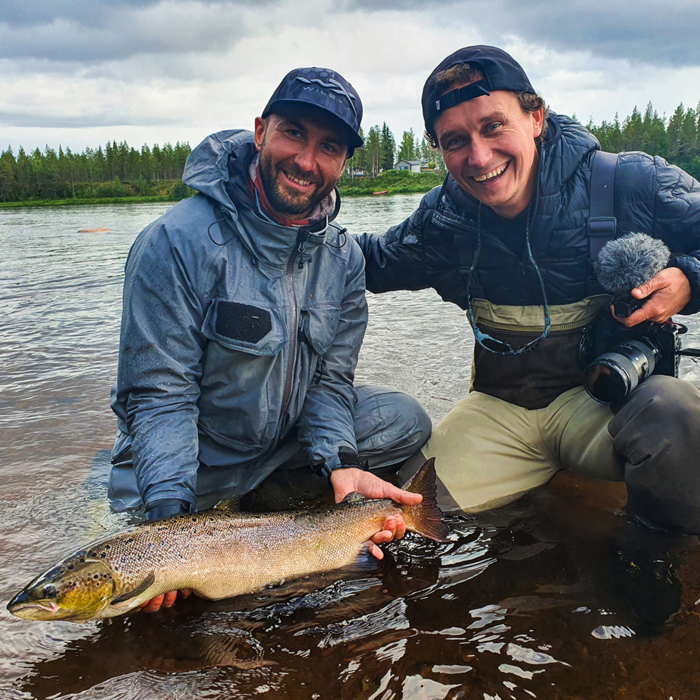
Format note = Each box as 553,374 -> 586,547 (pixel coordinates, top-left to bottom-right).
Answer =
183,129 -> 342,269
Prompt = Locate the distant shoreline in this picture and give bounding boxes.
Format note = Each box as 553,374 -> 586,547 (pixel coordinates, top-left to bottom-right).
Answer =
0,182 -> 442,209
338,184 -> 439,198
0,195 -> 181,209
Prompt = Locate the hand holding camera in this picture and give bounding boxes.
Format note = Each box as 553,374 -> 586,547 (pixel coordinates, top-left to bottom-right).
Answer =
613,266 -> 692,327
581,233 -> 700,404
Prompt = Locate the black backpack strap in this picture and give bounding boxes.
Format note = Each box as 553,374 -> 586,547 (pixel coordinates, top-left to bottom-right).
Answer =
588,150 -> 618,261
587,151 -> 618,292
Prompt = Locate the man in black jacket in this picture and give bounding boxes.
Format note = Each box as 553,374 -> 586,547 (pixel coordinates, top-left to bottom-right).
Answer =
357,46 -> 700,534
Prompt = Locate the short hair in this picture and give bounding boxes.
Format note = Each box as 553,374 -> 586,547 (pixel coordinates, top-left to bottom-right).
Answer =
424,63 -> 549,149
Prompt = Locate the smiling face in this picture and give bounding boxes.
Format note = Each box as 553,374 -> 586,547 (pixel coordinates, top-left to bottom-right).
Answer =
435,87 -> 543,219
254,108 -> 349,220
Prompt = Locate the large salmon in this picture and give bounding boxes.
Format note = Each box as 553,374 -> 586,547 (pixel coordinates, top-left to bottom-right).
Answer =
8,459 -> 448,622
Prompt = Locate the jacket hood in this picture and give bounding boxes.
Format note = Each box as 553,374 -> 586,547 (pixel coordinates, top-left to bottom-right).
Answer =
182,129 -> 346,270
183,129 -> 257,216
183,129 -> 341,227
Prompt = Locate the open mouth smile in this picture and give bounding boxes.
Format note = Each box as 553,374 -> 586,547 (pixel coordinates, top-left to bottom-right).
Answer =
282,171 -> 316,189
472,162 -> 509,184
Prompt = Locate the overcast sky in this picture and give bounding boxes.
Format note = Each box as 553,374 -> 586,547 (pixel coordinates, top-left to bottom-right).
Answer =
2,0 -> 700,153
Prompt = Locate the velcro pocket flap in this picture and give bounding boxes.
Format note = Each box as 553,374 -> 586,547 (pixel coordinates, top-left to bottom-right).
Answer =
202,299 -> 286,356
302,304 -> 341,355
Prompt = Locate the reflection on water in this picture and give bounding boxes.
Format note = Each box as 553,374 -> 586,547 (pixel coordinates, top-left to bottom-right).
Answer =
1,197 -> 700,699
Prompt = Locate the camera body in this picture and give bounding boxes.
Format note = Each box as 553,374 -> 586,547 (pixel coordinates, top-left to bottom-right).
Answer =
580,305 -> 685,404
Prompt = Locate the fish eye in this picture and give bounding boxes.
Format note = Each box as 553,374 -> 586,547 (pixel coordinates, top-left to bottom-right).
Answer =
42,584 -> 58,598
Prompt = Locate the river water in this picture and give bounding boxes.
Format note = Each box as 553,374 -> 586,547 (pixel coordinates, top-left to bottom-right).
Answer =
1,194 -> 700,699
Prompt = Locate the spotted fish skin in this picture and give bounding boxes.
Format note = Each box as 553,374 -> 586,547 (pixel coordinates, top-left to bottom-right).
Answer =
7,459 -> 448,622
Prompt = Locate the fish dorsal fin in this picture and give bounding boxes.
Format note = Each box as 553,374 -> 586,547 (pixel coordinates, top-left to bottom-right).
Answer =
212,495 -> 241,513
401,457 -> 436,495
341,491 -> 365,504
110,571 -> 156,607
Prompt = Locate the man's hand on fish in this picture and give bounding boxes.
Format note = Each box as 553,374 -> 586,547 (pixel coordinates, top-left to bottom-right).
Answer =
139,587 -> 192,613
330,467 -> 423,560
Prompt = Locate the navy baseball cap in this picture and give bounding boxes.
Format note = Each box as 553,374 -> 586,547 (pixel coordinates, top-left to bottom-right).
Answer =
262,67 -> 364,152
422,46 -> 536,137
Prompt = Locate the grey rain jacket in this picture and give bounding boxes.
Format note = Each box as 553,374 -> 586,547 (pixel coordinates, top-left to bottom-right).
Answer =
111,130 -> 367,511
357,113 -> 700,408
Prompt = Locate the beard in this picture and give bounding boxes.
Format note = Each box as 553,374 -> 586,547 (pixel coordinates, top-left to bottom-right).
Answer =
258,148 -> 335,218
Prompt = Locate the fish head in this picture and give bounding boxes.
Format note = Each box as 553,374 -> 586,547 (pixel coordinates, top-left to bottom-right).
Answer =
8,556 -> 116,622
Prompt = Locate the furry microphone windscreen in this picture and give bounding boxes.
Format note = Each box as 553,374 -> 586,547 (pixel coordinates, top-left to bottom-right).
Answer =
595,233 -> 671,297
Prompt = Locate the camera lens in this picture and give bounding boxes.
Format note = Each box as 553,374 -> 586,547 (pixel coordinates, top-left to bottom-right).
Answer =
583,339 -> 658,403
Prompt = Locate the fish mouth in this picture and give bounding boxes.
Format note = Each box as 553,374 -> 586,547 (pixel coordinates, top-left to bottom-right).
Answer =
7,591 -> 61,619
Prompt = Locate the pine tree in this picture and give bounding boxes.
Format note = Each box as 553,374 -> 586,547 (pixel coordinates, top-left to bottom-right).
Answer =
364,125 -> 381,177
640,102 -> 667,158
623,106 -> 643,151
667,103 -> 686,163
379,122 -> 396,171
0,148 -> 17,202
397,129 -> 417,162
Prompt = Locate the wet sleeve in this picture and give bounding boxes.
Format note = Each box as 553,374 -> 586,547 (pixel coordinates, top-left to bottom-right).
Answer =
295,244 -> 368,471
652,157 -> 700,315
114,222 -> 206,510
354,190 -> 435,294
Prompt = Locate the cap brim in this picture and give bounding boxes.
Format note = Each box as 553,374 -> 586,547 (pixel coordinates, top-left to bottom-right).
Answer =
262,98 -> 364,150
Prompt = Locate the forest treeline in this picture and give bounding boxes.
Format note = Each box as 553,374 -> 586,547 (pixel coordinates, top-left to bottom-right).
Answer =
588,102 -> 700,179
1,100 -> 700,204
0,140 -> 193,203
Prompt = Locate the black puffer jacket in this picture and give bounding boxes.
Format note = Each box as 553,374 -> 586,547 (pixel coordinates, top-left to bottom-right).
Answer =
357,113 -> 700,315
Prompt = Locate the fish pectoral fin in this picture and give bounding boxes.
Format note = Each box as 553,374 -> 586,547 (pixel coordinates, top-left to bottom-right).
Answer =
110,571 -> 157,607
212,494 -> 242,513
340,491 -> 365,504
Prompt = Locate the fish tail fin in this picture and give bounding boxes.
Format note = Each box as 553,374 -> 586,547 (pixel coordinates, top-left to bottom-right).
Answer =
401,458 -> 450,542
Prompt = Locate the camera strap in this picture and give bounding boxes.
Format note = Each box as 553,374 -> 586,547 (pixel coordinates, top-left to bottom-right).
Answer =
588,151 -> 619,290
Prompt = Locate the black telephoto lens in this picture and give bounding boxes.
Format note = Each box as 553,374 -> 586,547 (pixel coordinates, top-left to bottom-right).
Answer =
583,339 -> 659,403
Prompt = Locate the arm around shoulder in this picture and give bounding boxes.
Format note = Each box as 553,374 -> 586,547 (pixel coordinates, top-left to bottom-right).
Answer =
353,187 -> 442,294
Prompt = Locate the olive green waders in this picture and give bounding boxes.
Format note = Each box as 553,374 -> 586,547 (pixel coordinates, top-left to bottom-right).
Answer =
401,299 -> 700,534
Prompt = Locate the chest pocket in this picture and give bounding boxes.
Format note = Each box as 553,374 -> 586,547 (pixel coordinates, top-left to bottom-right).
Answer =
300,304 -> 341,355
201,299 -> 287,356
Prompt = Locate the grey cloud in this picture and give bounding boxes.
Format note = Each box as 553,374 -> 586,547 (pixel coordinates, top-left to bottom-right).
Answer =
0,110 -> 183,129
343,0 -> 700,67
0,0 -> 278,62
0,0 -> 266,26
0,1 -> 157,28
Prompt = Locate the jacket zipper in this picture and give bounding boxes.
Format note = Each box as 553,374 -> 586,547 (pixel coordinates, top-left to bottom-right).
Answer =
280,250 -> 299,422
280,232 -> 311,423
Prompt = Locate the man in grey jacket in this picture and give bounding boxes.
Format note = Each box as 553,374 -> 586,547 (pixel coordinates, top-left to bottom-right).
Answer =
109,68 -> 431,609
